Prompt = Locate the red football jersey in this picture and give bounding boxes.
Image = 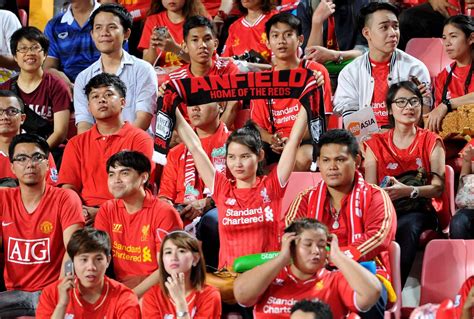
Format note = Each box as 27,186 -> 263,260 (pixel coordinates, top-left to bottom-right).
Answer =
0,185 -> 84,291
95,192 -> 183,282
222,13 -> 275,62
36,276 -> 141,318
370,59 -> 390,128
167,58 -> 240,120
0,151 -> 58,185
254,267 -> 358,319
212,167 -> 286,269
454,276 -> 474,318
159,122 -> 230,203
435,63 -> 474,105
142,284 -> 221,318
364,128 -> 442,184
251,60 -> 333,138
58,122 -> 155,207
138,11 -> 186,68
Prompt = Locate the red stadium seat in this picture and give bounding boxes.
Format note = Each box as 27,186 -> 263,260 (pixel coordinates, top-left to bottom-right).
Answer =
18,9 -> 27,27
385,241 -> 402,319
281,171 -> 322,220
234,109 -> 250,129
465,240 -> 474,278
405,38 -> 453,80
420,239 -> 467,305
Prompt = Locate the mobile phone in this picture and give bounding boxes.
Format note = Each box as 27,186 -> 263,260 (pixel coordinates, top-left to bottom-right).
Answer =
154,26 -> 169,38
380,176 -> 391,188
411,75 -> 422,86
174,204 -> 186,214
65,259 -> 74,276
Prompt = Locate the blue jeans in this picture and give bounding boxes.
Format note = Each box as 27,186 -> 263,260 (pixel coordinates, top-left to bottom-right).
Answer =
450,208 -> 474,239
196,208 -> 219,271
0,290 -> 41,316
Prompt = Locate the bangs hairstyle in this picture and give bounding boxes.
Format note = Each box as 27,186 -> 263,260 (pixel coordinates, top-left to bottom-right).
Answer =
316,129 -> 359,159
0,90 -> 25,112
148,0 -> 208,19
183,15 -> 216,40
67,228 -> 111,259
265,12 -> 302,37
106,150 -> 151,186
10,26 -> 49,55
386,81 -> 424,128
284,218 -> 329,237
444,15 -> 474,42
158,231 -> 206,295
358,1 -> 399,33
90,3 -> 133,31
238,0 -> 274,14
9,134 -> 50,162
84,73 -> 127,99
225,120 -> 264,176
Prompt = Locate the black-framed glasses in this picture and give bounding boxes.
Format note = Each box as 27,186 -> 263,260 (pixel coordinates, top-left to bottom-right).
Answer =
16,44 -> 43,54
392,97 -> 422,109
0,108 -> 21,117
12,153 -> 47,165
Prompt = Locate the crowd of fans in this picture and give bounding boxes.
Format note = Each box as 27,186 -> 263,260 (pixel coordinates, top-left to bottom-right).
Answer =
0,0 -> 473,318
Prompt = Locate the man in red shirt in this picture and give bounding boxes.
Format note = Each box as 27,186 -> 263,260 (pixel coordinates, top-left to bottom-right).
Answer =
0,90 -> 57,185
0,134 -> 84,316
95,150 -> 183,298
251,12 -> 332,171
286,129 -> 396,319
36,228 -> 141,318
167,15 -> 240,128
58,73 -> 155,226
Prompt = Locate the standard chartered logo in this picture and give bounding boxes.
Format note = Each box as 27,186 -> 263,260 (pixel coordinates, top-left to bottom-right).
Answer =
142,246 -> 152,262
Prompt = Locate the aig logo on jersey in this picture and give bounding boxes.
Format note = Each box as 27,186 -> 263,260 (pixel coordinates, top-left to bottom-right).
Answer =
8,237 -> 50,264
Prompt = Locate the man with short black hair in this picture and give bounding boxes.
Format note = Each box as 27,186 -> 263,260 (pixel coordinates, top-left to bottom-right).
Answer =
290,299 -> 333,319
59,73 -> 154,226
74,3 -> 157,134
333,2 -> 431,129
95,150 -> 182,298
286,129 -> 396,319
0,133 -> 84,316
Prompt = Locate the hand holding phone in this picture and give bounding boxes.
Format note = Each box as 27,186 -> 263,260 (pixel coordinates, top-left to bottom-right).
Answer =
154,26 -> 169,38
380,176 -> 392,188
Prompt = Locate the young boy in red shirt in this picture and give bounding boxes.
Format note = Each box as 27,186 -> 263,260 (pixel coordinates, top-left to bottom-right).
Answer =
167,15 -> 240,128
36,228 -> 141,318
251,12 -> 332,171
95,150 -> 183,298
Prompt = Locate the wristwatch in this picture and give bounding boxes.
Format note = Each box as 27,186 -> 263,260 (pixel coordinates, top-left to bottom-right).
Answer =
176,311 -> 188,318
335,52 -> 343,64
410,187 -> 420,199
442,98 -> 453,112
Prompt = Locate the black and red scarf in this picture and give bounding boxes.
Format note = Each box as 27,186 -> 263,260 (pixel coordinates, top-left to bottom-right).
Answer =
154,66 -> 325,171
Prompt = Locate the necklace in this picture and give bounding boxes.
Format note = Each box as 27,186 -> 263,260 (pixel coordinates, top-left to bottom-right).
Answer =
329,200 -> 340,230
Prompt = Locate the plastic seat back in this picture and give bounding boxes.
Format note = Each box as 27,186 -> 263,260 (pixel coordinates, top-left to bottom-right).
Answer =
385,241 -> 402,319
281,172 -> 321,220
405,38 -> 453,78
420,240 -> 467,305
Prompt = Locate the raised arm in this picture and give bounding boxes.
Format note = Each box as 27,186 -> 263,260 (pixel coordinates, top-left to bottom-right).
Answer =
277,107 -> 308,185
234,232 -> 295,306
329,234 -> 382,311
174,108 -> 216,191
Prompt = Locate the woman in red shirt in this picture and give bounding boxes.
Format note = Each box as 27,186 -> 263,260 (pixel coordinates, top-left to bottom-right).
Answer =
233,218 -> 382,319
139,0 -> 208,70
174,105 -> 307,270
364,81 -> 445,287
142,231 -> 221,318
426,15 -> 474,132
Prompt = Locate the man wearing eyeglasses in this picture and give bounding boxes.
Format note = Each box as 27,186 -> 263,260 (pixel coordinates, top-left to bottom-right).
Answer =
333,2 -> 432,129
0,90 -> 58,186
0,133 -> 84,316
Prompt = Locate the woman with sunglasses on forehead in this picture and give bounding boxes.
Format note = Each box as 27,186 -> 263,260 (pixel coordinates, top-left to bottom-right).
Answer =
363,81 -> 445,287
0,26 -> 71,162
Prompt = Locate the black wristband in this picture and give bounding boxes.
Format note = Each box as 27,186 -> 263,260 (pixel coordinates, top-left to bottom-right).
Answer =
443,99 -> 453,112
